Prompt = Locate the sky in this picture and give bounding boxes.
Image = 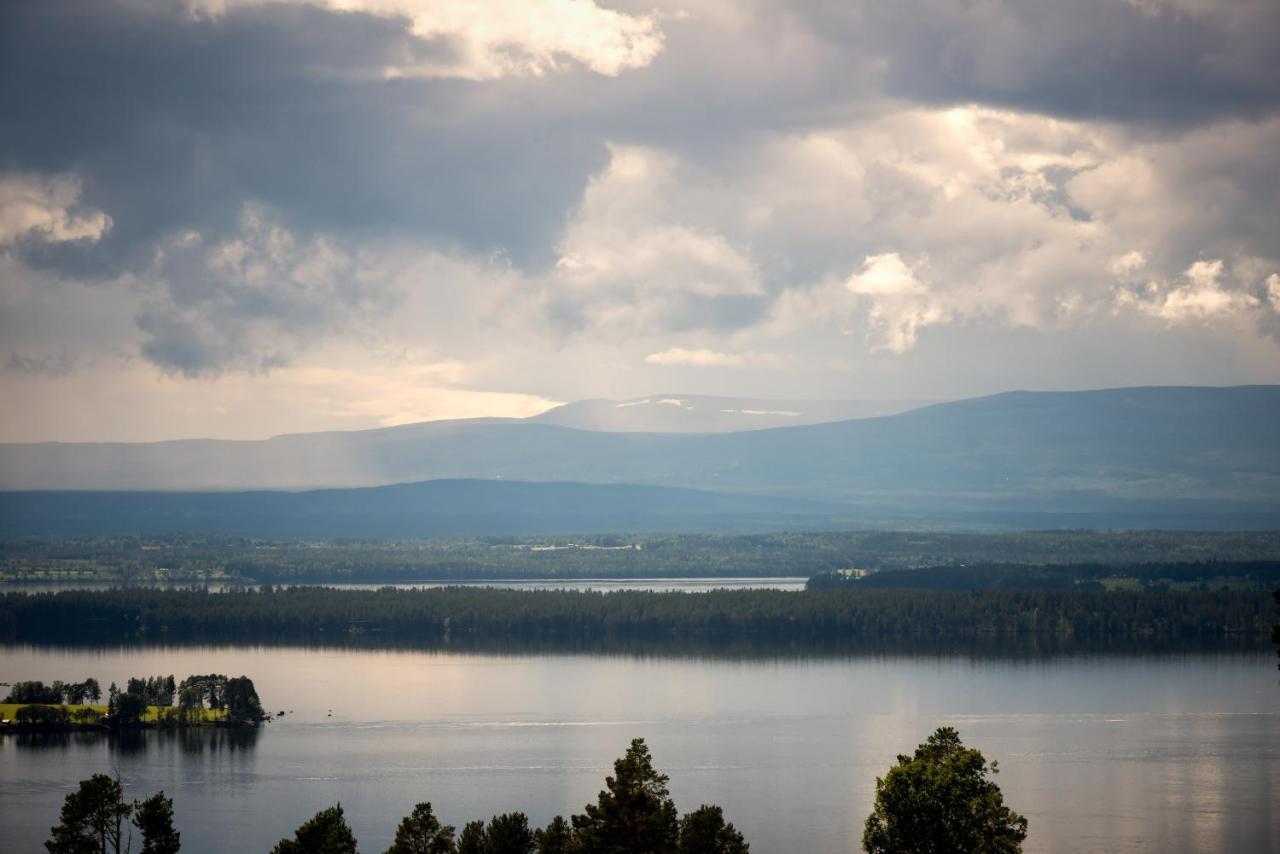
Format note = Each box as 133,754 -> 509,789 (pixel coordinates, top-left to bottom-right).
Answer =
1,0 -> 1278,442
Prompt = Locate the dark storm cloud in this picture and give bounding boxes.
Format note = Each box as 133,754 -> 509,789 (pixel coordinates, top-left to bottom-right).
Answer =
598,0 -> 1280,151
0,0 -> 607,273
818,0 -> 1280,126
1,0 -> 1277,382
134,308 -> 260,378
3,0 -> 1275,281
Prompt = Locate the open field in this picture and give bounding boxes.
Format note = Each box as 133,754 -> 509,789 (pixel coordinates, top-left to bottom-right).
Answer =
0,702 -> 227,723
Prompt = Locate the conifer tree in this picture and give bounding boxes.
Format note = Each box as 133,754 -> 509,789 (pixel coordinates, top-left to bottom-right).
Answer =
135,792 -> 181,854
863,727 -> 1027,854
45,774 -> 133,854
571,738 -> 679,854
271,804 -> 358,854
385,802 -> 456,854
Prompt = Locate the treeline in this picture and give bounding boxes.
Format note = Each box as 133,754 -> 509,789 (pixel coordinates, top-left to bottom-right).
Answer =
5,530 -> 1278,583
6,677 -> 102,704
47,739 -> 751,854
44,729 -> 1035,853
1,586 -> 1273,648
807,560 -> 1280,591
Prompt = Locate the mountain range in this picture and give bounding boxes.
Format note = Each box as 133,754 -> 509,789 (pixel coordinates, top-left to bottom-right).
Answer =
1,386 -> 1277,535
530,394 -> 934,432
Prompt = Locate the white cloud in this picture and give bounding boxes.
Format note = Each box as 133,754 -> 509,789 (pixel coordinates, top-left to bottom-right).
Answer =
680,108 -> 1280,358
728,106 -> 1122,350
644,348 -> 776,367
1108,250 -> 1148,279
1118,258 -> 1261,323
846,252 -> 926,297
721,408 -> 800,417
273,361 -> 561,427
0,350 -> 561,442
0,173 -> 111,246
748,106 -> 1118,350
189,0 -> 665,79
545,144 -> 763,337
555,146 -> 760,299
844,253 -> 948,353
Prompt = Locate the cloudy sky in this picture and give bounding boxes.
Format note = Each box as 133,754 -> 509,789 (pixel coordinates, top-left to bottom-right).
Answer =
2,0 -> 1278,441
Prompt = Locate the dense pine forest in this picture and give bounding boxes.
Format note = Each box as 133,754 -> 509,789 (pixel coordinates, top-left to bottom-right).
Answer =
1,585 -> 1272,651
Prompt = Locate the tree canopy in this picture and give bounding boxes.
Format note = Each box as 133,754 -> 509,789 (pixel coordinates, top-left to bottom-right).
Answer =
481,813 -> 535,854
4,585 -> 1270,656
863,727 -> 1028,854
6,680 -> 64,704
676,806 -> 748,854
534,816 -> 573,854
385,802 -> 456,854
45,775 -> 180,854
135,792 -> 181,854
271,804 -> 358,854
1272,590 -> 1279,669
113,690 -> 148,725
45,774 -> 132,854
457,821 -> 487,854
43,740 -> 752,854
572,738 -> 680,854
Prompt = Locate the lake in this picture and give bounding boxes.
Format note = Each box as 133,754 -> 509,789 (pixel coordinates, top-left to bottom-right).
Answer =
2,645 -> 1277,853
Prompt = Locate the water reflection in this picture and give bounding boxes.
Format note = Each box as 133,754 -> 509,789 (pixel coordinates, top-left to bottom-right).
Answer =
9,633 -> 1267,661
1,645 -> 1276,854
11,726 -> 260,756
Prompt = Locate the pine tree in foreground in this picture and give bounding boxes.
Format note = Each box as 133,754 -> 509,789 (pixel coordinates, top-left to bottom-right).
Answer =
863,727 -> 1028,854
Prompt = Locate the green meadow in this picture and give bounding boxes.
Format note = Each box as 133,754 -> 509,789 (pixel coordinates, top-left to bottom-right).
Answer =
0,703 -> 227,723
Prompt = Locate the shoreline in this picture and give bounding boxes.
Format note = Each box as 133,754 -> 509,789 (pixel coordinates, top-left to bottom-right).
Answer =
0,716 -> 262,735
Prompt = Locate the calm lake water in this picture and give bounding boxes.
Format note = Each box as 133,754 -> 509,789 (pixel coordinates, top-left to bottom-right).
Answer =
2,646 -> 1277,854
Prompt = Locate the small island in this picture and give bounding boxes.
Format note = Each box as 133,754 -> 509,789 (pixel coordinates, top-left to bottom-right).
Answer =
0,673 -> 265,733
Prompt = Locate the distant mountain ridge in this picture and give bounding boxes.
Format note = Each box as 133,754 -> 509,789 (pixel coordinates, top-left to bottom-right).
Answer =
1,386 -> 1277,528
531,394 -> 933,432
0,480 -> 849,539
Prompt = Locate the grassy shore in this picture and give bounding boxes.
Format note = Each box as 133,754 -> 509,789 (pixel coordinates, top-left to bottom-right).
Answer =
0,702 -> 227,723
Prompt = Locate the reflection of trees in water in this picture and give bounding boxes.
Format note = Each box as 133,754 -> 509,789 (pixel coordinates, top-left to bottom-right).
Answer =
110,728 -> 147,755
124,726 -> 260,756
14,731 -> 73,750
13,633 -> 1266,665
202,633 -> 1270,661
173,726 -> 259,755
12,726 -> 259,754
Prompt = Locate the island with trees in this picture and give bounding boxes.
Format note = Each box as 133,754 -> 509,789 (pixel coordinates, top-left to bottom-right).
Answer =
1,673 -> 264,733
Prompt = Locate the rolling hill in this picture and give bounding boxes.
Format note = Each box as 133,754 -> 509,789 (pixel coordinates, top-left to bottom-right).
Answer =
530,394 -> 933,432
1,386 -> 1277,530
0,480 -> 851,539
